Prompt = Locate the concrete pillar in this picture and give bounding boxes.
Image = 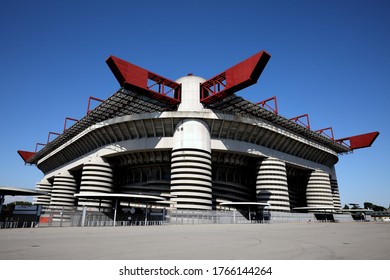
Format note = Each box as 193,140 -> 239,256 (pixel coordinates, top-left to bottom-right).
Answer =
329,167 -> 341,210
34,178 -> 52,206
170,75 -> 212,210
170,119 -> 212,210
78,156 -> 113,209
50,170 -> 77,222
330,178 -> 341,210
256,157 -> 291,212
50,170 -> 77,209
306,170 -> 334,208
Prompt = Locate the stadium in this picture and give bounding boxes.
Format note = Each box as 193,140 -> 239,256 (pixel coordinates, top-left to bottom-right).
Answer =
17,50 -> 379,225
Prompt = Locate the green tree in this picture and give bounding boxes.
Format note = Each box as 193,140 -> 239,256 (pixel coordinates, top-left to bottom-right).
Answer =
364,202 -> 373,209
372,205 -> 386,212
364,202 -> 386,212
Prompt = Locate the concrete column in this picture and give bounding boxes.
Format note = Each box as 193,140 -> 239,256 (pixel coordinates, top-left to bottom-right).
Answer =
170,75 -> 212,210
34,178 -> 52,206
78,156 -> 113,209
256,157 -> 291,212
50,170 -> 77,209
330,178 -> 341,210
306,170 -> 334,208
50,170 -> 77,221
170,119 -> 212,210
329,167 -> 341,210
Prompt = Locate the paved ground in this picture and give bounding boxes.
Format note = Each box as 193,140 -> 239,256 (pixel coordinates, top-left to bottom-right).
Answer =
0,222 -> 389,260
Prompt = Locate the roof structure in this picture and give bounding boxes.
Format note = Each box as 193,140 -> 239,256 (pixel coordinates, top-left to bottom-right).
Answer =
204,94 -> 352,154
0,186 -> 47,196
18,50 -> 379,165
19,87 -> 178,164
220,202 -> 271,207
74,192 -> 166,201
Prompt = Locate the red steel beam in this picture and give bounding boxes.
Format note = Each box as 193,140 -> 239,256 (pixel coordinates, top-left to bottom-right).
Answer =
47,132 -> 61,144
17,150 -> 36,163
290,114 -> 310,129
200,50 -> 271,104
87,96 -> 105,114
106,55 -> 181,105
63,117 -> 79,132
336,131 -> 379,150
35,143 -> 46,153
256,96 -> 278,115
316,127 -> 334,140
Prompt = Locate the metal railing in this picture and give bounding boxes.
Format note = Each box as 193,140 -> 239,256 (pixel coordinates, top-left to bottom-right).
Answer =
168,210 -> 268,225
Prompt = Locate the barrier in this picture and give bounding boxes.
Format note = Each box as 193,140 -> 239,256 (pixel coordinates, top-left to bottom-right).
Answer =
10,207 -> 362,228
0,221 -> 18,228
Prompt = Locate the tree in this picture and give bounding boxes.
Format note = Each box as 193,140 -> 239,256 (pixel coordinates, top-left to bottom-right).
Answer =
2,201 -> 32,211
364,202 -> 386,212
343,204 -> 349,210
364,202 -> 373,209
372,205 -> 386,212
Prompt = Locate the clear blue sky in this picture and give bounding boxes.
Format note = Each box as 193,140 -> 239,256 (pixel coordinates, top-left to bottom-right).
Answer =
1,0 -> 389,207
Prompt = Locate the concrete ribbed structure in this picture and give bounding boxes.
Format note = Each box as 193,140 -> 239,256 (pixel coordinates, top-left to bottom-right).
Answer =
170,119 -> 213,210
50,171 -> 77,209
256,158 -> 290,212
34,178 -> 52,206
306,170 -> 334,208
78,156 -> 113,209
330,178 -> 341,209
170,76 -> 213,210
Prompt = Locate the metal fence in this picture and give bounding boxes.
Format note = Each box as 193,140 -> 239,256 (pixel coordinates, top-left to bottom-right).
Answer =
168,209 -> 267,225
0,220 -> 39,229
37,207 -> 168,227
1,207 -> 359,228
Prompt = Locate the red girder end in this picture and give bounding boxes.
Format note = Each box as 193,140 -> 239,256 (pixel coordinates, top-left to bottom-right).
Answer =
201,50 -> 271,104
17,150 -> 36,163
336,131 -> 380,150
106,55 -> 181,105
106,55 -> 147,88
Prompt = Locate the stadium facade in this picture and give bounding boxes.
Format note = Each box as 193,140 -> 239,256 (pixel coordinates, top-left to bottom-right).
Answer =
18,50 -> 379,223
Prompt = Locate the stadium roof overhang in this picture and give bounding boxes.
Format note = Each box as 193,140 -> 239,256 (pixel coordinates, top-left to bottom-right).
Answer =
203,94 -> 379,154
341,208 -> 374,213
17,50 -> 379,165
74,192 -> 166,201
220,202 -> 270,207
18,87 -> 179,165
0,186 -> 47,196
0,186 -> 47,211
293,206 -> 342,213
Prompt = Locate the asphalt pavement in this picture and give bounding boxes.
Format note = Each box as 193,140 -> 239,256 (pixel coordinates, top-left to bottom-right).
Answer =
0,222 -> 389,260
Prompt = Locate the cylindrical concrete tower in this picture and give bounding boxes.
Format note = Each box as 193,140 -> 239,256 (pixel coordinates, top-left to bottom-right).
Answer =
170,75 -> 213,210
78,156 -> 114,209
256,157 -> 291,212
50,170 -> 77,209
330,178 -> 341,209
176,74 -> 205,112
306,170 -> 334,208
34,178 -> 52,206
